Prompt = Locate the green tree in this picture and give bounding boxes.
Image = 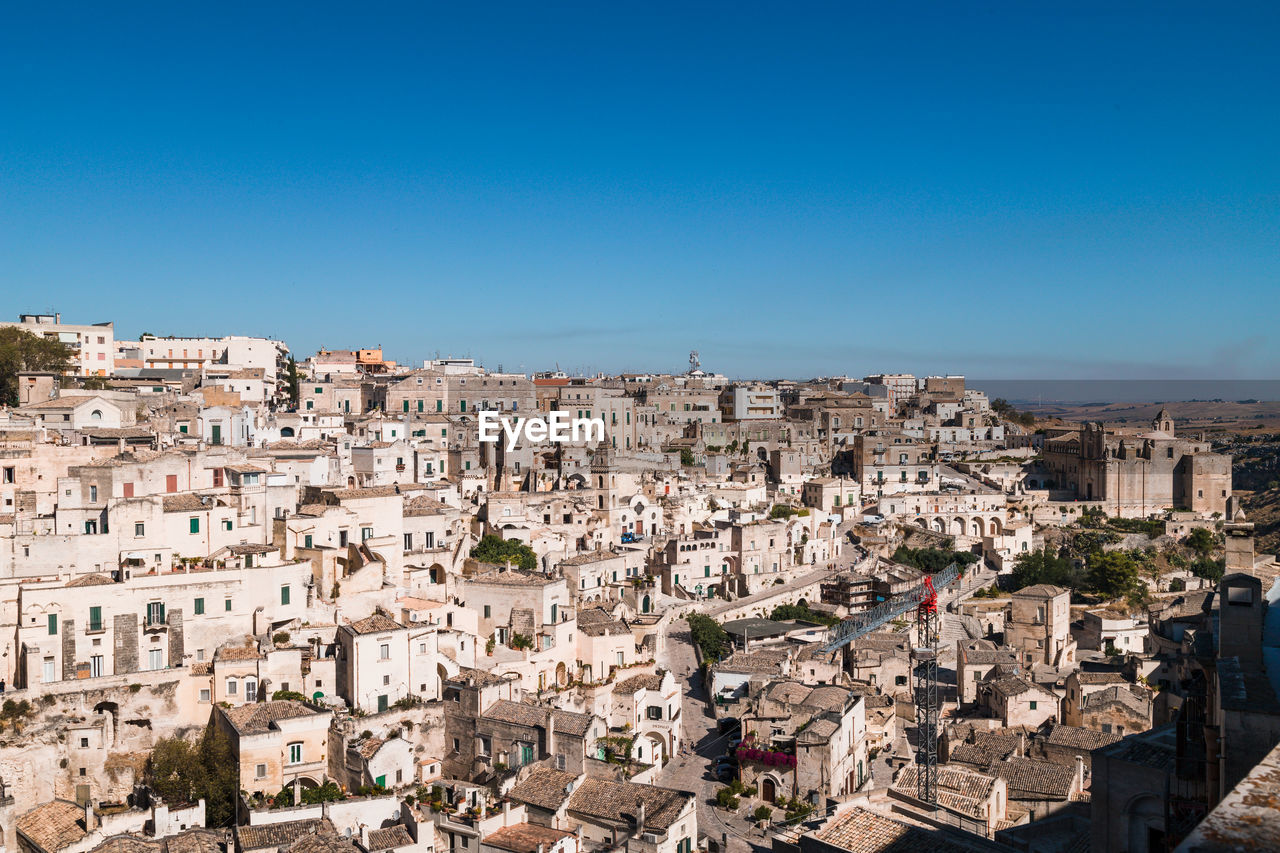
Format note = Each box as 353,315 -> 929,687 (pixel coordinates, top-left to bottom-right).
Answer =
679,448 -> 696,466
286,356 -> 300,408
1185,527 -> 1217,557
892,546 -> 978,573
147,726 -> 239,827
1190,555 -> 1225,583
1086,550 -> 1141,599
1010,548 -> 1075,589
686,614 -> 730,663
0,327 -> 73,406
470,534 -> 538,571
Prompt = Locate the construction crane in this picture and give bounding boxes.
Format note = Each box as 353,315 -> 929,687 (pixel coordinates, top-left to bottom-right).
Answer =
820,561 -> 962,805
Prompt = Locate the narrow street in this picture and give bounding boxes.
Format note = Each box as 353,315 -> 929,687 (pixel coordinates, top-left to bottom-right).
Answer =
656,622 -> 768,853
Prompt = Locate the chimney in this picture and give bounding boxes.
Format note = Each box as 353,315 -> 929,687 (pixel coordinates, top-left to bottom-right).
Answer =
360,826 -> 370,849
545,710 -> 556,758
83,801 -> 97,833
637,801 -> 646,834
1075,754 -> 1086,791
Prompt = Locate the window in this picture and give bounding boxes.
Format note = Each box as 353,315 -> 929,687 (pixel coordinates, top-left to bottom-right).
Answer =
281,585 -> 291,606
1029,701 -> 1038,711
377,694 -> 389,712
223,519 -> 233,531
404,533 -> 413,551
146,601 -> 166,626
2,466 -> 13,484
380,643 -> 390,660
361,527 -> 373,541
225,597 -> 232,611
90,655 -> 104,677
647,705 -> 662,720
199,689 -> 211,703
255,763 -> 267,779
245,678 -> 258,702
134,521 -> 145,537
189,517 -> 200,534
148,648 -> 163,670
483,605 -> 491,619
48,614 -> 58,635
43,658 -> 56,683
166,474 -> 178,492
89,485 -> 98,502
226,678 -> 237,696
383,674 -> 390,685
288,742 -> 303,764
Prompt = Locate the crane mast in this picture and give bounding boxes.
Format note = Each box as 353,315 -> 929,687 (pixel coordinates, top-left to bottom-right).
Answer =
821,561 -> 962,806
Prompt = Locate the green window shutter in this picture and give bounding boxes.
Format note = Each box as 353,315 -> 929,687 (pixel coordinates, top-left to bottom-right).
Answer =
281,585 -> 290,605
194,598 -> 205,615
436,399 -> 442,412
377,695 -> 389,713
225,598 -> 232,611
48,614 -> 58,635
417,400 -> 423,412
403,400 -> 409,412
179,424 -> 188,433
460,400 -> 466,412
375,775 -> 386,788
190,517 -> 200,533
304,534 -> 313,548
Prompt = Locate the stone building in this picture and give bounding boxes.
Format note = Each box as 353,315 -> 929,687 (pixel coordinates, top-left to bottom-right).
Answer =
1005,584 -> 1075,667
1041,411 -> 1230,517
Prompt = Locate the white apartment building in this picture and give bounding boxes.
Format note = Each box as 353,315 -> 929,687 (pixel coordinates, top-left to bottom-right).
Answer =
1,313 -> 115,376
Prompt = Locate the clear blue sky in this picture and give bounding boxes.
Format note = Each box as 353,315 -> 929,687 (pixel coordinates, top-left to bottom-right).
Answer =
2,2 -> 1277,379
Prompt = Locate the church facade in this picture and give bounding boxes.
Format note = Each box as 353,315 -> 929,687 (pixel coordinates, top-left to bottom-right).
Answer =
1042,410 -> 1230,517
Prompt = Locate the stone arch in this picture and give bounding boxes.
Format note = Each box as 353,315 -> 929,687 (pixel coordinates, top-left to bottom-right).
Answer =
951,517 -> 965,535
989,518 -> 1002,536
644,732 -> 668,765
555,662 -> 568,687
932,517 -> 946,533
971,519 -> 983,537
280,426 -> 295,437
1123,793 -> 1165,852
915,518 -> 927,528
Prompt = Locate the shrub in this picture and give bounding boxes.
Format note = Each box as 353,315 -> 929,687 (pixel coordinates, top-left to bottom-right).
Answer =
272,632 -> 291,645
752,805 -> 773,822
715,787 -> 740,810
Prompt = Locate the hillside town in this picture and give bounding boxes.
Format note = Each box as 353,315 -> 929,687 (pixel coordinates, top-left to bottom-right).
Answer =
0,312 -> 1275,853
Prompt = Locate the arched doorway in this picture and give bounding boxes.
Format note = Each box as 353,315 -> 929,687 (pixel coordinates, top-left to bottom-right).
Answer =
641,594 -> 651,614
280,427 -> 295,437
760,777 -> 777,802
555,662 -> 567,687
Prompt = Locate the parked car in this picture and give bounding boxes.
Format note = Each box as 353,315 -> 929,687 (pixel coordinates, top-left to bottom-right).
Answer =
717,717 -> 741,734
